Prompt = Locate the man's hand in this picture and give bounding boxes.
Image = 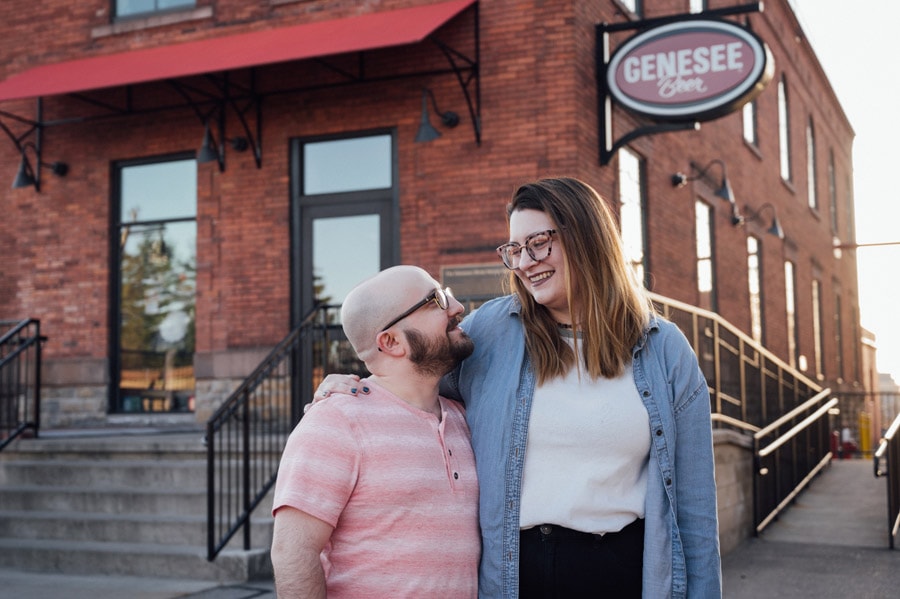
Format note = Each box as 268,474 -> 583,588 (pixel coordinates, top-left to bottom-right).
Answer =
307,374 -> 371,413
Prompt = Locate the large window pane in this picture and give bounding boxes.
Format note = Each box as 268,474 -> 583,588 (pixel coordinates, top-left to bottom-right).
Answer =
313,214 -> 381,308
303,135 -> 392,194
117,159 -> 197,413
618,148 -> 646,285
695,200 -> 716,311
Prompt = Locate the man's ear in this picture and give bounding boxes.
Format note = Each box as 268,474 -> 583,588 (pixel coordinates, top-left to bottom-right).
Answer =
375,330 -> 406,357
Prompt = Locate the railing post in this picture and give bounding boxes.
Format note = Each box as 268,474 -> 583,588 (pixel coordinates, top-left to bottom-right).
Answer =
242,387 -> 251,551
206,420 -> 216,560
34,321 -> 42,438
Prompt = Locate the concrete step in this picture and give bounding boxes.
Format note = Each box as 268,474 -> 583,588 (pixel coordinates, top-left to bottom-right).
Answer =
0,484 -> 212,515
0,459 -> 210,489
0,510 -> 273,547
0,537 -> 272,582
0,431 -> 277,583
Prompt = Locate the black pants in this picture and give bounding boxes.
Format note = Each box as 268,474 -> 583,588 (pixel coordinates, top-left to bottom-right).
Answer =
518,519 -> 644,599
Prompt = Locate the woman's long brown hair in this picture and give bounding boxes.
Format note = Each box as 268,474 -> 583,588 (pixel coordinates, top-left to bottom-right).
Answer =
507,177 -> 653,384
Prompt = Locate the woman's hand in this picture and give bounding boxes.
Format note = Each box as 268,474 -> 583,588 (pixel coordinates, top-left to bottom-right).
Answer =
307,374 -> 370,412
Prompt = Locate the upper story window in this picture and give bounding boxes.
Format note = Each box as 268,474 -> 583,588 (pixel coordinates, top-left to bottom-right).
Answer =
806,118 -> 818,210
742,100 -> 758,147
811,278 -> 824,379
690,0 -> 707,14
747,236 -> 763,344
695,200 -> 716,312
618,148 -> 647,286
784,260 -> 798,369
828,150 -> 838,232
115,0 -> 195,19
778,76 -> 792,182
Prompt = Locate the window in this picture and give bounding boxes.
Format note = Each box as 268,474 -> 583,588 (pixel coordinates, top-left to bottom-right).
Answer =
845,175 -> 855,242
618,148 -> 647,286
742,100 -> 758,146
812,279 -> 824,378
834,288 -> 844,382
785,261 -> 798,368
747,236 -> 763,343
828,150 -> 838,232
778,77 -> 791,182
690,0 -> 707,13
807,118 -> 818,210
115,158 -> 197,413
115,0 -> 195,18
695,200 -> 716,311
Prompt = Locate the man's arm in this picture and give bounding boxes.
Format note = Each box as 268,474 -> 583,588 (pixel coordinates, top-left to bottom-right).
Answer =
271,506 -> 334,599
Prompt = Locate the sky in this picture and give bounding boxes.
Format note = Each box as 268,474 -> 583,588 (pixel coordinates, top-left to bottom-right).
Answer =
788,1 -> 900,385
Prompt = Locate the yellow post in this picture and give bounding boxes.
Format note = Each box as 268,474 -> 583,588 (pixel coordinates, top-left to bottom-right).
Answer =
858,411 -> 872,458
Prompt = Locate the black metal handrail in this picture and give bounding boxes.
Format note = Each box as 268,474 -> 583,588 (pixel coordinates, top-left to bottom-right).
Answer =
874,411 -> 900,549
206,304 -> 333,560
752,389 -> 835,533
0,319 -> 44,451
649,293 -> 832,534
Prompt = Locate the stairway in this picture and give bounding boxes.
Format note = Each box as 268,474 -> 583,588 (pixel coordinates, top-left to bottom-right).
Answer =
0,430 -> 274,583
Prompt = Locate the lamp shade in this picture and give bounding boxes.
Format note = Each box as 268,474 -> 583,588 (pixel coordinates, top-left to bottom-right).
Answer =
415,91 -> 441,143
197,124 -> 219,163
11,155 -> 34,189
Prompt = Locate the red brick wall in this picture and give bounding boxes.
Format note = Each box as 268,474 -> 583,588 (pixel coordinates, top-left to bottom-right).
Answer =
0,0 -> 861,405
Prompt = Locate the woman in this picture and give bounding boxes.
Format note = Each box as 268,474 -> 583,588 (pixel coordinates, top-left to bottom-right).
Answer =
317,177 -> 721,598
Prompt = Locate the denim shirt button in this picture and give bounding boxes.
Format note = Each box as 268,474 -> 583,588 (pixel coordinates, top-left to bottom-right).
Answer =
656,429 -> 663,436
665,477 -> 672,486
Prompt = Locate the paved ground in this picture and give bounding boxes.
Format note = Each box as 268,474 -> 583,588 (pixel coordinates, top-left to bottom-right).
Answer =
722,459 -> 900,598
1,459 -> 896,598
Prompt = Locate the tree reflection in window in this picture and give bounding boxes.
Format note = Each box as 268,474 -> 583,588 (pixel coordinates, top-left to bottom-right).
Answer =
117,159 -> 196,413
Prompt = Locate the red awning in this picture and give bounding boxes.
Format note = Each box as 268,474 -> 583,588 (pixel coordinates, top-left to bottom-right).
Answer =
0,0 -> 475,102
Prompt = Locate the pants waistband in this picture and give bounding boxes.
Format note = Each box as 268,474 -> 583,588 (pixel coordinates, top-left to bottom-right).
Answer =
520,519 -> 644,541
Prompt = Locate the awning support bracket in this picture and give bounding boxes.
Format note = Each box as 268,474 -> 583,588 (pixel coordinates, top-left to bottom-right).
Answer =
429,2 -> 480,145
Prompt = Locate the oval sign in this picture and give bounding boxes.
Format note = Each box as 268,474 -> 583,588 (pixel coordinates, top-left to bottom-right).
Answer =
607,19 -> 773,121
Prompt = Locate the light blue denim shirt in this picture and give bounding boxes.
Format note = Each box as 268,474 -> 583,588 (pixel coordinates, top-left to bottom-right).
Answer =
441,295 -> 722,599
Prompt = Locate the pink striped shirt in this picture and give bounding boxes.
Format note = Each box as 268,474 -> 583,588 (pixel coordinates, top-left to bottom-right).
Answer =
273,380 -> 480,598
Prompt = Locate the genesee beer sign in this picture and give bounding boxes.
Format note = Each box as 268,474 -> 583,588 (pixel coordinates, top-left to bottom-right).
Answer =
607,19 -> 773,121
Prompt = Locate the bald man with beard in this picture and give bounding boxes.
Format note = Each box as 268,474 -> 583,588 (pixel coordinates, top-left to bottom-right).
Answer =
271,266 -> 480,599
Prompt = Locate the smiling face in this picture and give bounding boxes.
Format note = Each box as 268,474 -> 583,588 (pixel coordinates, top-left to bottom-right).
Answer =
508,208 -> 575,324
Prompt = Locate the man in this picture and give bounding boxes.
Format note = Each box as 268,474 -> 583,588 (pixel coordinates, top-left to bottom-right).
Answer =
270,265 -> 480,599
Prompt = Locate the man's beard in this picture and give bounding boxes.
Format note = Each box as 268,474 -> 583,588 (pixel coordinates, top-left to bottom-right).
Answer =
404,323 -> 475,377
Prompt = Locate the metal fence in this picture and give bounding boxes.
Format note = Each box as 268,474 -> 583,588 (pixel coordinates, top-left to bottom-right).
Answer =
874,411 -> 900,549
0,319 -> 44,450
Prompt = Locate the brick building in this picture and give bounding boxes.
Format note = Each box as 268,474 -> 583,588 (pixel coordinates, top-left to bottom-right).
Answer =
0,0 -> 863,430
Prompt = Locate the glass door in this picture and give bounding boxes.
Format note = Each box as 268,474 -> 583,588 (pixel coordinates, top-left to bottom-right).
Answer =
291,132 -> 398,400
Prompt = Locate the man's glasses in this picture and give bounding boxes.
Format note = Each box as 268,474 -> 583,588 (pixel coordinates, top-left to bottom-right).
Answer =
496,229 -> 557,270
381,286 -> 454,332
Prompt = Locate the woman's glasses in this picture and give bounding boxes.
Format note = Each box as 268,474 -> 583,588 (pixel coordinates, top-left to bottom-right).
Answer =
381,286 -> 453,331
496,229 -> 557,270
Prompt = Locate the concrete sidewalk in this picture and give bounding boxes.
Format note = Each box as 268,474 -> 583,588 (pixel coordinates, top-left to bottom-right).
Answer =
0,569 -> 274,598
722,459 -> 900,598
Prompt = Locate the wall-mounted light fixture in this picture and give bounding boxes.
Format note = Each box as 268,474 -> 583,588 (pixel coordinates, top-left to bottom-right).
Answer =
197,121 -> 249,169
672,159 -> 736,205
11,142 -> 68,191
732,202 -> 784,239
415,88 -> 460,143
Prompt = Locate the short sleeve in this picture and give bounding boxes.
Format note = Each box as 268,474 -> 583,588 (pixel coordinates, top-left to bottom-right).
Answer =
272,402 -> 361,527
